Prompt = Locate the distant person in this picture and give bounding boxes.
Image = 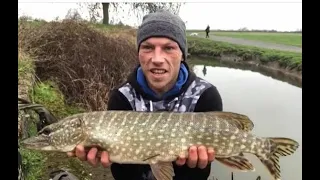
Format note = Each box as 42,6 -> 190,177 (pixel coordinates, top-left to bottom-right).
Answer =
205,25 -> 210,38
68,10 -> 223,180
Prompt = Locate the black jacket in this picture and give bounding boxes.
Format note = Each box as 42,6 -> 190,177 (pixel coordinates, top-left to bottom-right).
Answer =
107,62 -> 223,180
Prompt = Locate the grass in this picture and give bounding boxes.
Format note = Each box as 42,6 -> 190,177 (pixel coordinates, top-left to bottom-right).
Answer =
186,36 -> 302,71
186,30 -> 302,47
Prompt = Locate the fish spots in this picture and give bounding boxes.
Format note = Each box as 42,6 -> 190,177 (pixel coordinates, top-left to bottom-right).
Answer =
135,149 -> 140,154
156,143 -> 161,147
181,138 -> 186,143
226,149 -> 232,154
241,139 -> 247,143
182,146 -> 188,150
126,137 -> 131,140
157,135 -> 163,139
230,135 -> 236,140
240,145 -> 246,149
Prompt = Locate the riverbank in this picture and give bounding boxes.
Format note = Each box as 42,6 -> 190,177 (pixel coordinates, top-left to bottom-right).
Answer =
186,36 -> 302,79
18,19 -> 137,180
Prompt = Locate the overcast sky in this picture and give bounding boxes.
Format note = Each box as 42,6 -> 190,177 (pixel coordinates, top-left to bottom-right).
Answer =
18,1 -> 302,31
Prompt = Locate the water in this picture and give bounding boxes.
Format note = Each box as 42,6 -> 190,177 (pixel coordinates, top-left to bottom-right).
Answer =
191,60 -> 302,180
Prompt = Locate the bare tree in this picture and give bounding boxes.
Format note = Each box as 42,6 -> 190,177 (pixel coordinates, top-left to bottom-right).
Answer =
65,8 -> 82,21
78,2 -> 184,25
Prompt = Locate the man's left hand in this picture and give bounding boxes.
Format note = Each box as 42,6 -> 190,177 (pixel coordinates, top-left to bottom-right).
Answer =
175,145 -> 215,169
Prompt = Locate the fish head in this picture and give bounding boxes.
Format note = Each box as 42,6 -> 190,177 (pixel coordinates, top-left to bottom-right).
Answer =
20,117 -> 86,152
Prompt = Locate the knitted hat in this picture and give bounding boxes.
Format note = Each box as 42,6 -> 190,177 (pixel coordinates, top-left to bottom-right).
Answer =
137,10 -> 187,61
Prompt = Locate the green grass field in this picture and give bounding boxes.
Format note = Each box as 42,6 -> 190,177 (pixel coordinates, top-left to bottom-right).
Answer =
186,30 -> 302,47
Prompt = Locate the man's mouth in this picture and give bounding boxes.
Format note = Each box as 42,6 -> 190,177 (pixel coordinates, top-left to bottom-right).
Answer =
150,69 -> 167,74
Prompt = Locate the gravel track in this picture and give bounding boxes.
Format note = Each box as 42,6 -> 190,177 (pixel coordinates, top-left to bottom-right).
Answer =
197,34 -> 302,53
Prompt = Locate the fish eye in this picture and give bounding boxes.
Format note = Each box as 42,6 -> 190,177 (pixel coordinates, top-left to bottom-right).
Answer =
39,128 -> 51,136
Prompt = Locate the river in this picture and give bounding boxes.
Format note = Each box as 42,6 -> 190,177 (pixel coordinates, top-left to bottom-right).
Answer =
191,59 -> 302,180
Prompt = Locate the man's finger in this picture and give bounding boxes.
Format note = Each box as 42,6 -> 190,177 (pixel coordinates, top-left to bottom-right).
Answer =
207,147 -> 215,162
197,146 -> 208,169
176,156 -> 186,166
67,151 -> 75,157
101,151 -> 111,168
187,146 -> 198,168
87,147 -> 98,167
75,145 -> 87,161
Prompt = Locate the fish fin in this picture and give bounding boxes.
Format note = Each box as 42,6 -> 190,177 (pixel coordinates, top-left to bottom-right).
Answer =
212,111 -> 254,132
150,162 -> 175,180
216,153 -> 255,172
257,137 -> 299,180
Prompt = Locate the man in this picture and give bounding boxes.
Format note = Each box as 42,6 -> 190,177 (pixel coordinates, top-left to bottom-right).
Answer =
205,25 -> 210,38
67,10 -> 223,180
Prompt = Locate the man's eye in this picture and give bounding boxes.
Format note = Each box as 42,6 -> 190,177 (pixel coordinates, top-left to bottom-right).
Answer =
165,46 -> 174,51
141,45 -> 152,49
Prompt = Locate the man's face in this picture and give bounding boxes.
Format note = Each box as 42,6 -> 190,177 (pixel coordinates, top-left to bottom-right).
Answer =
138,37 -> 183,95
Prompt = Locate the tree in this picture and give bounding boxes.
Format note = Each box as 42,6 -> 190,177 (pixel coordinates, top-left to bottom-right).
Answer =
78,2 -> 184,25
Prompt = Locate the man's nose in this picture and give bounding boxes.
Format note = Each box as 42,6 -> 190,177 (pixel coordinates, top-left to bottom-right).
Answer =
151,47 -> 165,63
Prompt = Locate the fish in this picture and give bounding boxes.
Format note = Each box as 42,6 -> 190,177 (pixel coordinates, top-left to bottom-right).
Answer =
20,110 -> 299,180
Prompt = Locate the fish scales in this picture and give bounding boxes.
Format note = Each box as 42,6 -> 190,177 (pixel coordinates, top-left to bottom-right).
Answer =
21,110 -> 299,180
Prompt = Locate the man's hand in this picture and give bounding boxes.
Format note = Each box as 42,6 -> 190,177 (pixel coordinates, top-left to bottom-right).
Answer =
175,146 -> 215,169
67,145 -> 112,168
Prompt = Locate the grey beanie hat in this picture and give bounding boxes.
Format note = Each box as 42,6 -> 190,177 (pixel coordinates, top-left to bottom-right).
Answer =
137,10 -> 187,61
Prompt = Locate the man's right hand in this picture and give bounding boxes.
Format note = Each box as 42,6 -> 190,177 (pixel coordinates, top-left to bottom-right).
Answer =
67,145 -> 111,168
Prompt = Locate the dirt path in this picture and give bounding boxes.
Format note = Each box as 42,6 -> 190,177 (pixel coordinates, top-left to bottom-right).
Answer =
197,34 -> 302,53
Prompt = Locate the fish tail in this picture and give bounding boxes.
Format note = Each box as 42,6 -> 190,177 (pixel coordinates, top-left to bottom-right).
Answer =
256,137 -> 299,180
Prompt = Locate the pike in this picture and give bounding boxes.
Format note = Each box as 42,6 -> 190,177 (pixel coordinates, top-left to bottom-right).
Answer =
20,110 -> 299,180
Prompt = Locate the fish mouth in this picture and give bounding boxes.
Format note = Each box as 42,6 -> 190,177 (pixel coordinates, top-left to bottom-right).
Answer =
20,135 -> 53,151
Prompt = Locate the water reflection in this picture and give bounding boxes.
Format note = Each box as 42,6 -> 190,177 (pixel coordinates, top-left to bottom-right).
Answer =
190,58 -> 302,88
203,65 -> 207,76
192,65 -> 302,180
